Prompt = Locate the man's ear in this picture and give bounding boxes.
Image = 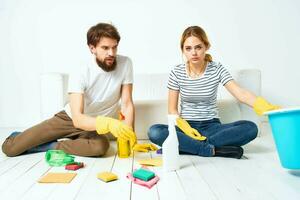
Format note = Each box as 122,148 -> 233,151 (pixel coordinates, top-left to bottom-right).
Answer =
89,45 -> 96,54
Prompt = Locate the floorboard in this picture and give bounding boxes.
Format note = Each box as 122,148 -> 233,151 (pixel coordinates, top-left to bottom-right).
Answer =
1,127 -> 300,200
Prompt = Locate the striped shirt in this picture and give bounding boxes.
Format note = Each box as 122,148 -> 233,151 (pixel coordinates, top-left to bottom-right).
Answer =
168,61 -> 233,121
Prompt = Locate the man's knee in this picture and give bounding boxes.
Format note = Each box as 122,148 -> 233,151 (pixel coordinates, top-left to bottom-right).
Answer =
90,137 -> 110,156
2,141 -> 21,157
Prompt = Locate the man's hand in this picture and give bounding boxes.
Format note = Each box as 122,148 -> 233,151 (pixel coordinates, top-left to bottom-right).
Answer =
96,116 -> 136,147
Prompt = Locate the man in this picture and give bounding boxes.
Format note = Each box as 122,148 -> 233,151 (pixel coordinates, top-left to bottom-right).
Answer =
2,23 -> 136,157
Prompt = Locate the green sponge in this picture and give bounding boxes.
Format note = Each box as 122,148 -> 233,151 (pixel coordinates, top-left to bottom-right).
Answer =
132,168 -> 155,181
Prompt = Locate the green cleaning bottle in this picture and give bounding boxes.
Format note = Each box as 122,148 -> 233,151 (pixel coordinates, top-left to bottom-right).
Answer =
45,150 -> 75,166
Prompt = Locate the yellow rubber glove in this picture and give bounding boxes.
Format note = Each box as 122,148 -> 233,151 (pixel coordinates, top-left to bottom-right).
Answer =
176,117 -> 207,141
253,97 -> 281,116
96,116 -> 136,147
133,143 -> 158,152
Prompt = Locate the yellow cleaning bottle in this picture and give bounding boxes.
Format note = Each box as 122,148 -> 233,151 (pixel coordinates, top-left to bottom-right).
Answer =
117,111 -> 131,158
117,137 -> 131,158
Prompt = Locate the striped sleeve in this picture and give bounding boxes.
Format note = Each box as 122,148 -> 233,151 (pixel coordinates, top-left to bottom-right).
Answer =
217,63 -> 233,85
167,69 -> 179,90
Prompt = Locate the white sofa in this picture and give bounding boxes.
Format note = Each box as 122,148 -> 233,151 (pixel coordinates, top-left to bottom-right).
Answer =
40,70 -> 261,139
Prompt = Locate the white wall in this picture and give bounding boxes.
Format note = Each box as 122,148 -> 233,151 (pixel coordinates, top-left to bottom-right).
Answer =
0,0 -> 300,127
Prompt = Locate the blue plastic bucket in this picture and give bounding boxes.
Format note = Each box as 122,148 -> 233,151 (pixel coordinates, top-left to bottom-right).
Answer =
265,108 -> 300,169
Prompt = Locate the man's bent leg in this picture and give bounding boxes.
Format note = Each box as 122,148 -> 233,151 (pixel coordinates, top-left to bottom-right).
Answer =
2,111 -> 78,156
56,132 -> 110,157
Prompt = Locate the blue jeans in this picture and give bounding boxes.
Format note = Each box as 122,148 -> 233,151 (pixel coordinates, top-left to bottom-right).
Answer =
148,118 -> 258,157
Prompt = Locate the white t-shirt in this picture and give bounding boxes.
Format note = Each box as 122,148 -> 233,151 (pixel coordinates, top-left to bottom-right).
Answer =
64,55 -> 133,119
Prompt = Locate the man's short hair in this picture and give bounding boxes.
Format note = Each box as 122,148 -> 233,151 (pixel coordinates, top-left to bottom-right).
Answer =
87,23 -> 121,47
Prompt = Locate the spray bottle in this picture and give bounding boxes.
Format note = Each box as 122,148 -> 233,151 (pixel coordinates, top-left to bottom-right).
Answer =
162,114 -> 180,172
117,111 -> 131,158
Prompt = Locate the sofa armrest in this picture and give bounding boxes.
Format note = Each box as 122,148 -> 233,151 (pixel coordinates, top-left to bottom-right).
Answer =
40,73 -> 67,120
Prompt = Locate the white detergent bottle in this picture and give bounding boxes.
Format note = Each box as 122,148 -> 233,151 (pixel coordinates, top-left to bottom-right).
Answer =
162,114 -> 180,172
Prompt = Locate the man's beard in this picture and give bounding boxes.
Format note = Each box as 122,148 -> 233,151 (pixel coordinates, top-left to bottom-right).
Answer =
96,57 -> 117,72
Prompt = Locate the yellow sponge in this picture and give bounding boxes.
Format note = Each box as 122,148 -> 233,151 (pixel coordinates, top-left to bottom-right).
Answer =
97,172 -> 118,182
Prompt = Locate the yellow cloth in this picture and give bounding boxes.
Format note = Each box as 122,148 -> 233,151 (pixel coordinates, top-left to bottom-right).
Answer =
38,172 -> 77,183
133,143 -> 158,152
138,158 -> 163,166
96,116 -> 136,147
253,97 -> 281,116
176,117 -> 207,141
97,172 -> 118,182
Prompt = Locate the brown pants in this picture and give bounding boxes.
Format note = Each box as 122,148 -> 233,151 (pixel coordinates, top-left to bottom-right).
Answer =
2,111 -> 109,157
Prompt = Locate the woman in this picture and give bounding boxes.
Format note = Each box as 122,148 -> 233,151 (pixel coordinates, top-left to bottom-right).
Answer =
148,26 -> 279,159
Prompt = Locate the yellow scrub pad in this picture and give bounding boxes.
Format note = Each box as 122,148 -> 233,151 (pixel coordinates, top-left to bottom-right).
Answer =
138,158 -> 163,166
97,172 -> 118,182
38,172 -> 77,183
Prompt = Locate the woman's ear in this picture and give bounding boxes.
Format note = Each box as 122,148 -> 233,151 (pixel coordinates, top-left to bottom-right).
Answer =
181,53 -> 187,63
206,44 -> 211,51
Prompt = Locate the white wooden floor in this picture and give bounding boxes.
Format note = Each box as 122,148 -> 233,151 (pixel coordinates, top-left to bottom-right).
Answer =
1,125 -> 300,200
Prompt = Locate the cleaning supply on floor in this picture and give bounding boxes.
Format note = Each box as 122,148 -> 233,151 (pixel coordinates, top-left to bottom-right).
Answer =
116,111 -> 136,158
38,172 -> 77,183
156,148 -> 162,154
265,107 -> 300,169
45,150 -> 75,166
132,168 -> 155,181
138,158 -> 163,166
65,162 -> 84,171
97,172 -> 118,182
126,173 -> 159,189
133,143 -> 158,152
162,114 -> 180,172
117,137 -> 131,158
